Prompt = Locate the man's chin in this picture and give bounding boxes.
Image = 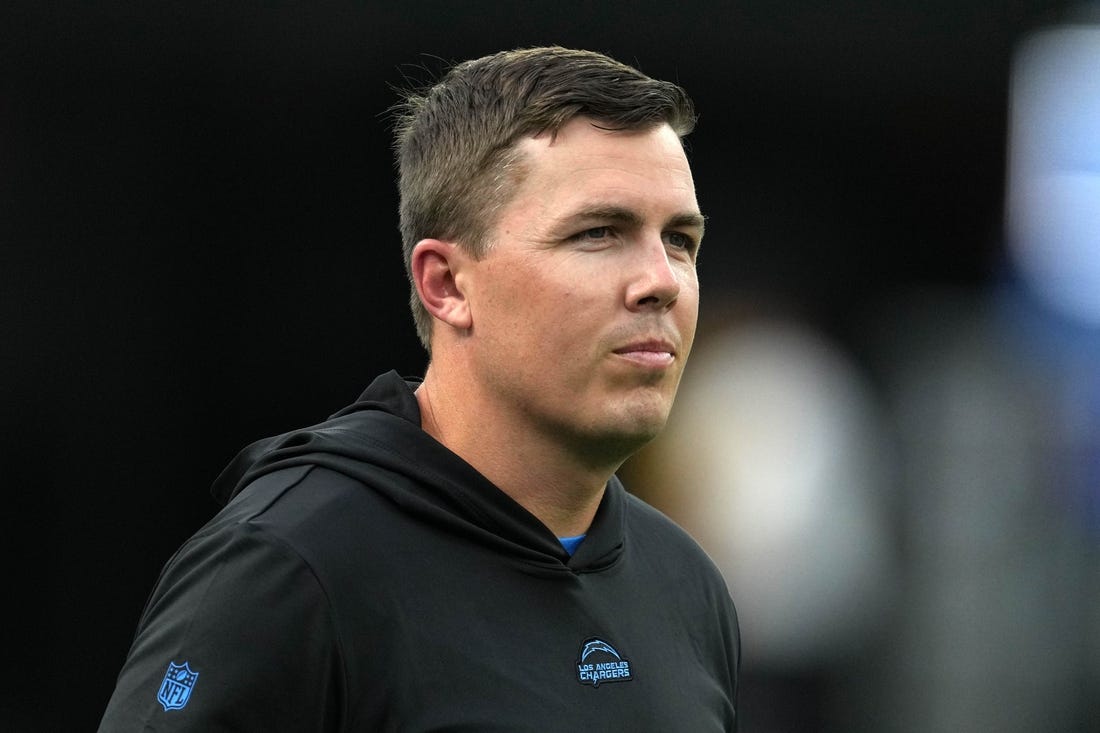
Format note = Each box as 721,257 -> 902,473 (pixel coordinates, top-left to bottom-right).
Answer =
572,411 -> 671,466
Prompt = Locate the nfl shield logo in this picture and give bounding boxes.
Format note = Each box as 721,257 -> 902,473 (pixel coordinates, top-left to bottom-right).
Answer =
157,661 -> 199,711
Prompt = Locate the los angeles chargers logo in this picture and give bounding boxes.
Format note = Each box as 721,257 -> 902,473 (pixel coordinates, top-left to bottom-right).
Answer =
576,638 -> 633,687
157,661 -> 199,711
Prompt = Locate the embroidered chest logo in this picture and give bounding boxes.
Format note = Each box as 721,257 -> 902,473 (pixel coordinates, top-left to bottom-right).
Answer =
576,638 -> 633,688
157,661 -> 199,711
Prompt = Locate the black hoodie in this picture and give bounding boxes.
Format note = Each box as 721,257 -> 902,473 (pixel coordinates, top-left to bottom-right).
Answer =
99,371 -> 739,732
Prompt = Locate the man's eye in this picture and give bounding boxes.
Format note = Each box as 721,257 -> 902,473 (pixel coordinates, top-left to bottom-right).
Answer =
664,231 -> 696,250
574,226 -> 611,241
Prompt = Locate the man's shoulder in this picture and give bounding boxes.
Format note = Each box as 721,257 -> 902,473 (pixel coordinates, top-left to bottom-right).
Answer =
621,491 -> 724,577
219,462 -> 364,516
622,490 -> 698,541
197,463 -> 396,559
619,491 -> 738,644
231,462 -> 398,527
171,463 -> 420,599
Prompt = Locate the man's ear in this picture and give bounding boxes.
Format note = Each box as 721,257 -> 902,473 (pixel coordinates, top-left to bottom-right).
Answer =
410,238 -> 473,331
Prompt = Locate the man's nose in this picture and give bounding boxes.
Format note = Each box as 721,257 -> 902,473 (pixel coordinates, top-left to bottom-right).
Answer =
626,236 -> 681,311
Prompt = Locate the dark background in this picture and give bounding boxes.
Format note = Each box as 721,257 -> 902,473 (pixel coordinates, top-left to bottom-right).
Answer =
0,1 -> 1082,730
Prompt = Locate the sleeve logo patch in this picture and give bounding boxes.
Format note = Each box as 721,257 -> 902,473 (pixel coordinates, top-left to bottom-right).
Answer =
576,638 -> 633,688
157,661 -> 199,711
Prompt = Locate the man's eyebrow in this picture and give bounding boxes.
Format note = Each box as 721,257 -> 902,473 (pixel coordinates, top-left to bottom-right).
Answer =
668,211 -> 707,235
557,206 -> 706,233
559,206 -> 644,229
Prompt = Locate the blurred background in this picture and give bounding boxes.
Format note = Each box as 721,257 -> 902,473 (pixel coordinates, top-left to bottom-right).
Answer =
2,1 -> 1097,730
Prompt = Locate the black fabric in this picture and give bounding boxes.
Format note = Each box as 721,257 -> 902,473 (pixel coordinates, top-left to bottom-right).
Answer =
99,371 -> 739,731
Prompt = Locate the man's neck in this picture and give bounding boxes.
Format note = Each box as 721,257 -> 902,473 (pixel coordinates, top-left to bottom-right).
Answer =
415,363 -> 615,538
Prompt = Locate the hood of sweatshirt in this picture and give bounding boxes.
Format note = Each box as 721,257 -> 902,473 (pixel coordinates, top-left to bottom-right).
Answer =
209,371 -> 627,573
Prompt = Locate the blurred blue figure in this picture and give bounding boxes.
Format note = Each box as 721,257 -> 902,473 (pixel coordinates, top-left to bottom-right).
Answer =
1005,11 -> 1100,541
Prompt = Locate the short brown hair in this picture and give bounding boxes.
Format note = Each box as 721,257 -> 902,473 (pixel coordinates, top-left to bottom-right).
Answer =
392,46 -> 697,351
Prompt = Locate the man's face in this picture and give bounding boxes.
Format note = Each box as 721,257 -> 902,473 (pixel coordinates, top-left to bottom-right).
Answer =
462,117 -> 703,462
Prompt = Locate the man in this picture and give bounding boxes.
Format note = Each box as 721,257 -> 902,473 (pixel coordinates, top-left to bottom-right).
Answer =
99,46 -> 739,731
